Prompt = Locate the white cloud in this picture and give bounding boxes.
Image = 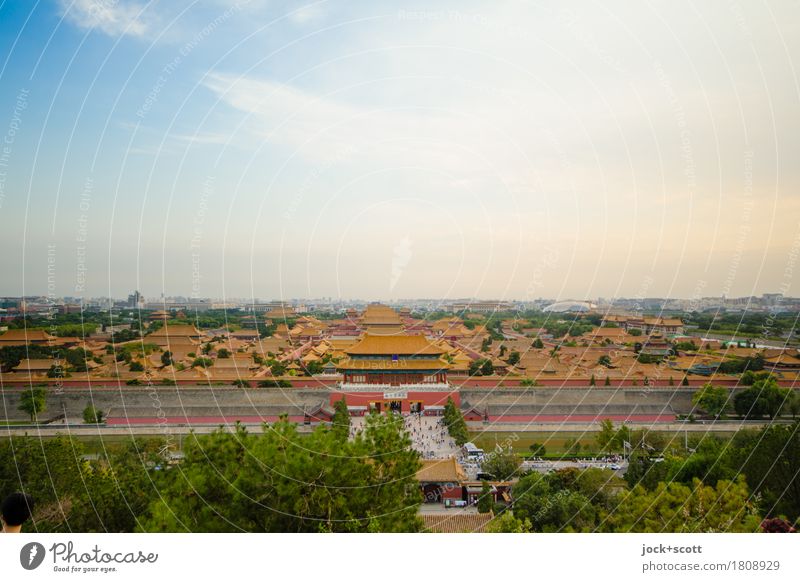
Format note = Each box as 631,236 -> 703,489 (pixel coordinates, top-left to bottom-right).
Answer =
288,3 -> 324,25
201,72 -> 547,183
60,0 -> 149,37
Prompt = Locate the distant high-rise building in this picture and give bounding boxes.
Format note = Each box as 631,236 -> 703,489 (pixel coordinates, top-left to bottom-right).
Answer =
127,290 -> 144,309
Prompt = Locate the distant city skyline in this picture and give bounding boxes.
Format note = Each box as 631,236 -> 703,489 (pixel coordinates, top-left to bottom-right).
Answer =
2,290 -> 796,305
1,2 -> 799,300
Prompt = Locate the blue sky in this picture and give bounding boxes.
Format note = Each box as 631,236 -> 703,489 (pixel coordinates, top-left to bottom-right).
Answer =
1,0 -> 799,302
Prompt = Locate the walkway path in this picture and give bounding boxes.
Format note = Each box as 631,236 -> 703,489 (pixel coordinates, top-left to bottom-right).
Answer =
350,414 -> 460,459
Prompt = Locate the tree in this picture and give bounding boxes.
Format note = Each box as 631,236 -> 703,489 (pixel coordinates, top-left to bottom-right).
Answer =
741,370 -> 756,385
625,449 -> 670,490
487,511 -> 532,532
734,378 -> 789,419
674,341 -> 698,352
601,477 -> 761,533
507,351 -> 520,366
64,347 -> 91,372
258,379 -> 292,388
596,419 -> 630,452
604,376 -> 611,386
528,443 -> 546,457
589,374 -> 596,386
481,359 -> 495,376
216,348 -> 231,359
0,435 -> 162,532
141,415 -> 423,532
563,437 -> 582,454
532,338 -> 544,349
192,357 -> 213,368
129,361 -> 144,372
443,397 -> 469,445
481,449 -> 521,481
331,399 -> 350,440
498,345 -> 507,357
82,405 -> 105,424
477,480 -> 493,513
598,355 -> 611,367
160,350 -> 173,367
19,387 -> 47,422
305,360 -> 323,375
47,363 -> 65,378
270,362 -> 287,376
726,421 -> 800,522
469,359 -> 484,376
629,328 -> 642,336
787,392 -> 800,419
692,384 -> 730,418
512,472 -> 597,532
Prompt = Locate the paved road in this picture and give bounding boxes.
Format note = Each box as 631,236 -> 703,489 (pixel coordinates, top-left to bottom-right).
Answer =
522,458 -> 629,476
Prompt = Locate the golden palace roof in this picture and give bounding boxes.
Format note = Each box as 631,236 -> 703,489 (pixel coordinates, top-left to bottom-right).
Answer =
0,329 -> 56,344
416,458 -> 467,483
148,324 -> 201,338
346,333 -> 446,356
336,358 -> 449,371
361,304 -> 403,325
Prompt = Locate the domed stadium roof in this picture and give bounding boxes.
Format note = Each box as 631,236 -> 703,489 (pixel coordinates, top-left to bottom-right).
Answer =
542,301 -> 596,313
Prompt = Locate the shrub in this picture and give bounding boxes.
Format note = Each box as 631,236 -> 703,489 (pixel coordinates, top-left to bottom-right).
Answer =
192,357 -> 213,368
258,380 -> 292,388
82,405 -> 105,424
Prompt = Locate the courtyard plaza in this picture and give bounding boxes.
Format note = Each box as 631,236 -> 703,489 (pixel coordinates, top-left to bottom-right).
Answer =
349,414 -> 461,460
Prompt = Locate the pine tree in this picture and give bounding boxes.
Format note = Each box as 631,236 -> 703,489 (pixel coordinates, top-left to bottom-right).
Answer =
477,480 -> 493,513
331,398 -> 351,440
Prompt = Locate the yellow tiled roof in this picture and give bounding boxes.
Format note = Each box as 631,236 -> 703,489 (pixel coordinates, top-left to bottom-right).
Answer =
417,458 -> 467,483
12,358 -> 55,371
346,333 -> 445,356
0,329 -> 56,343
421,513 -> 493,533
337,358 -> 449,371
148,324 -> 201,338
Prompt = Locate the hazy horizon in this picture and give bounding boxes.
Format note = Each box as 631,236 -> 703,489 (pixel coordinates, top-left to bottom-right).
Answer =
1,1 -> 799,301
2,292 -> 793,305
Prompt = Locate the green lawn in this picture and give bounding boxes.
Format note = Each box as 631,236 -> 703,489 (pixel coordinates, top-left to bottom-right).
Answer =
469,429 -> 738,455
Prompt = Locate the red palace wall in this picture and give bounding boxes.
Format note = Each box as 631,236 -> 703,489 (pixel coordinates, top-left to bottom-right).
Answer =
331,389 -> 460,414
442,486 -> 463,501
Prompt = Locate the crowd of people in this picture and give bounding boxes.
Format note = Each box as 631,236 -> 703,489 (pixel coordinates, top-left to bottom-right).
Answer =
349,413 -> 459,459
402,414 -> 459,459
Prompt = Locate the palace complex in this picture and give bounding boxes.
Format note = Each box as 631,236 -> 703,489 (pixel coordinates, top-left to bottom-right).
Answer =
1,303 -> 799,427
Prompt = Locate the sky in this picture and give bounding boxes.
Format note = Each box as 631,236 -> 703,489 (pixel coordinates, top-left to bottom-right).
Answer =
0,0 -> 799,302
